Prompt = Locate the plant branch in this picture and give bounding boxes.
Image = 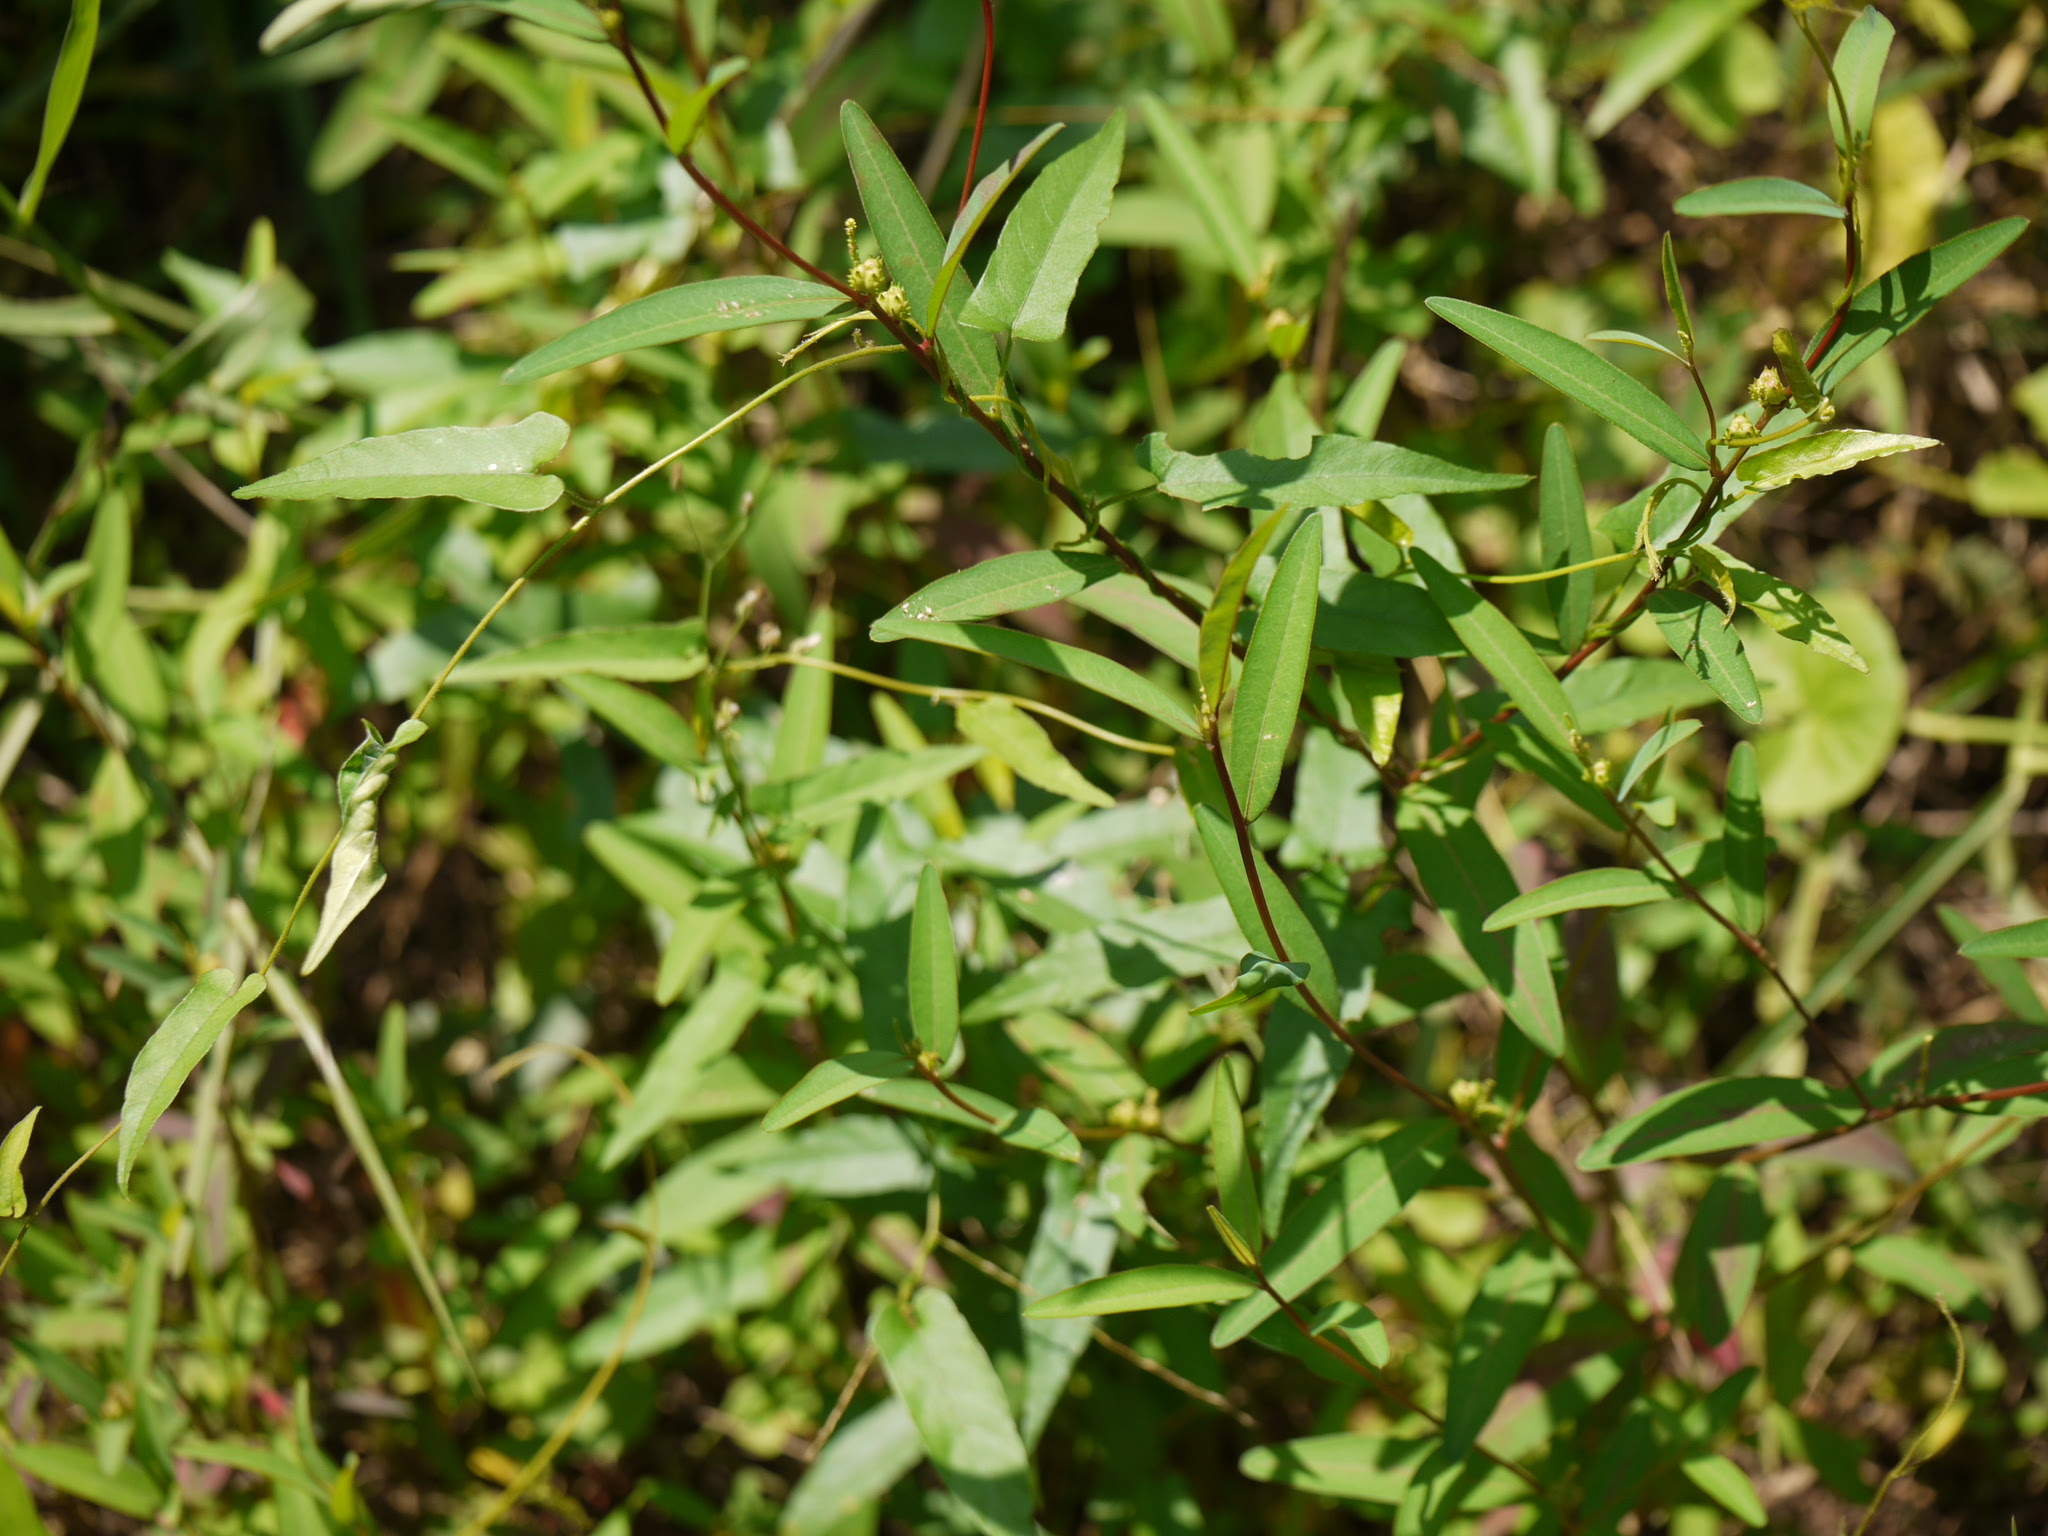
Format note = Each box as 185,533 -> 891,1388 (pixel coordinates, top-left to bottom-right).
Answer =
959,0 -> 996,218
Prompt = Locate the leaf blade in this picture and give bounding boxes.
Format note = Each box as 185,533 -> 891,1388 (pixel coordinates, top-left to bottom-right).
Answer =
962,111 -> 1126,341
1673,177 -> 1846,219
502,276 -> 845,382
454,621 -> 708,684
1229,518 -> 1322,820
1024,1265 -> 1259,1318
118,972 -> 268,1192
1140,432 -> 1529,510
1413,549 -> 1579,755
234,413 -> 569,511
1578,1077 -> 1863,1170
910,864 -> 959,1060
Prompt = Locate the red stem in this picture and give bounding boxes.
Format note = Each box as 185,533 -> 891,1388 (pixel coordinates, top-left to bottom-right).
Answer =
960,0 -> 995,218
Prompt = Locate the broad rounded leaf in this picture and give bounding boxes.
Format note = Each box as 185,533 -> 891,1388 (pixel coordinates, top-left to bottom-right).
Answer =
1739,430 -> 1937,493
119,971 -> 269,1191
1023,1264 -> 1258,1318
1748,590 -> 1904,818
502,278 -> 844,382
1578,1078 -> 1862,1170
234,413 -> 569,511
1674,177 -> 1845,219
1425,298 -> 1709,470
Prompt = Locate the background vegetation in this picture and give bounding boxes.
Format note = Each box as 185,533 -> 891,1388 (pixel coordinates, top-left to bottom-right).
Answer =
3,0 -> 2048,1532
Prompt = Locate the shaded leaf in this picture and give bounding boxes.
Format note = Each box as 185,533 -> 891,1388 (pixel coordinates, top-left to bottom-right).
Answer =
1230,519 -> 1321,820
561,675 -> 699,769
1579,1078 -> 1863,1170
910,864 -> 959,1060
1939,908 -> 2048,1024
235,413 -> 568,511
1648,590 -> 1762,723
1724,740 -> 1767,931
18,0 -> 100,223
1239,1435 -> 1434,1504
1673,1165 -> 1765,1346
1425,297 -> 1709,469
1139,432 -> 1528,511
1539,424 -> 1594,651
870,1288 -> 1036,1536
1441,1233 -> 1559,1459
1019,1165 -> 1119,1449
1720,560 -> 1866,672
1815,219 -> 2029,389
1680,1455 -> 1767,1528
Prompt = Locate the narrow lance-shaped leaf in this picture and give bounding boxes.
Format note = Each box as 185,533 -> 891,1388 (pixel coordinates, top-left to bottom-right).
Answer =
750,744 -> 987,827
1335,657 -> 1403,767
1662,232 -> 1696,357
1212,1118 -> 1459,1346
864,1078 -> 1080,1162
302,719 -> 428,975
769,605 -> 834,782
1136,92 -> 1260,291
1938,907 -> 2048,1024
955,697 -> 1114,808
1617,717 -> 1701,801
1828,5 -> 1894,156
234,413 -> 569,512
455,621 -> 709,684
0,1107 -> 39,1219
1815,218 -> 2029,389
1018,1164 -> 1118,1450
1959,918 -> 2048,961
1584,0 -> 1762,138
869,616 -> 1199,737
1193,804 -> 1337,1021
18,0 -> 101,223
662,56 -> 747,153
1025,1265 -> 1259,1319
601,965 -> 763,1170
889,550 -> 1120,625
503,276 -> 844,383
1258,1001 -> 1348,1233
1672,1164 -> 1765,1346
1229,518 -> 1321,820
1674,177 -> 1846,219
1210,1063 -> 1261,1245
781,1399 -> 923,1536
1539,424 -> 1594,651
962,110 -> 1125,341
928,123 -> 1064,334
1199,509 -> 1285,717
1413,549 -> 1579,755
1425,297 -> 1710,470
1194,952 -> 1308,1015
1578,1077 -> 1863,1170
1769,328 -> 1825,413
1484,867 -> 1674,931
763,1052 -> 917,1132
1648,591 -> 1761,724
1441,1233 -> 1559,1460
1140,432 -> 1529,510
1738,429 -> 1937,493
910,864 -> 959,1060
1681,1455 -> 1767,1529
870,1288 -> 1037,1536
1724,740 -> 1766,931
118,972 -> 269,1192
1721,559 -> 1867,672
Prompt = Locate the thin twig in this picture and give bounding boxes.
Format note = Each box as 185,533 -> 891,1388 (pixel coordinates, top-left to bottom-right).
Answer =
959,0 -> 996,218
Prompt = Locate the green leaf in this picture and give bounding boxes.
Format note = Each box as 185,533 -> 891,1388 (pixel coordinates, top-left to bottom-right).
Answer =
1662,231 -> 1695,358
1229,519 -> 1321,820
235,412 -> 569,512
1259,1002 -> 1348,1232
770,606 -> 834,782
1680,1455 -> 1767,1528
1317,572 -> 1461,659
118,972 -> 268,1192
1019,1165 -> 1119,1449
3,1443 -> 159,1520
1578,1078 -> 1863,1170
1815,219 -> 2030,389
1210,1063 -> 1260,1245
1672,1165 -> 1765,1346
1413,549 -> 1578,755
869,617 -> 1198,737
1939,908 -> 2048,1023
1720,559 -> 1866,672
17,0 -> 100,224
1739,429 -> 1937,493
662,56 -> 747,153
1584,0 -> 1762,138
928,123 -> 1064,334
1200,509 -> 1286,715
376,108 -> 509,197
1748,589 -> 1905,818
1863,1020 -> 2048,1115
750,744 -> 986,828
1396,780 -> 1564,1056
1239,1435 -> 1434,1504
0,1106 -> 37,1219
782,1399 -> 923,1536
963,112 -> 1126,341
1648,590 -> 1762,724
0,1454 -> 53,1536
1539,424 -> 1594,651
1854,1233 -> 1980,1308
504,277 -> 843,384
841,101 -> 1005,406
1828,6 -> 1894,155
302,718 -> 428,974
1723,740 -> 1767,932
1193,953 -> 1310,1015
1136,93 -> 1260,291
1426,298 -> 1709,469
1333,337 -> 1406,438
1192,803 -> 1337,1021
1441,1233 -> 1558,1460
455,621 -> 708,684
910,864 -> 959,1060
955,698 -> 1115,808
601,965 -> 762,1170
1674,176 -> 1845,218
173,1440 -> 327,1501
1025,1264 -> 1258,1319
1617,718 -> 1701,801
560,675 -> 699,769
890,550 -> 1121,625
1069,575 -> 1201,669
862,1078 -> 1081,1161
1960,918 -> 2048,961
1336,657 -> 1404,768
870,1288 -> 1036,1536
1483,868 -> 1672,931
1138,432 -> 1529,511
1588,328 -> 1687,363
762,1053 -> 917,1132
1211,1119 -> 1458,1346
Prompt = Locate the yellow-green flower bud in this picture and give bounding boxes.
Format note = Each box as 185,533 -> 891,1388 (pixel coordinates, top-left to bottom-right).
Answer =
1748,367 -> 1788,407
847,256 -> 887,295
876,284 -> 912,320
